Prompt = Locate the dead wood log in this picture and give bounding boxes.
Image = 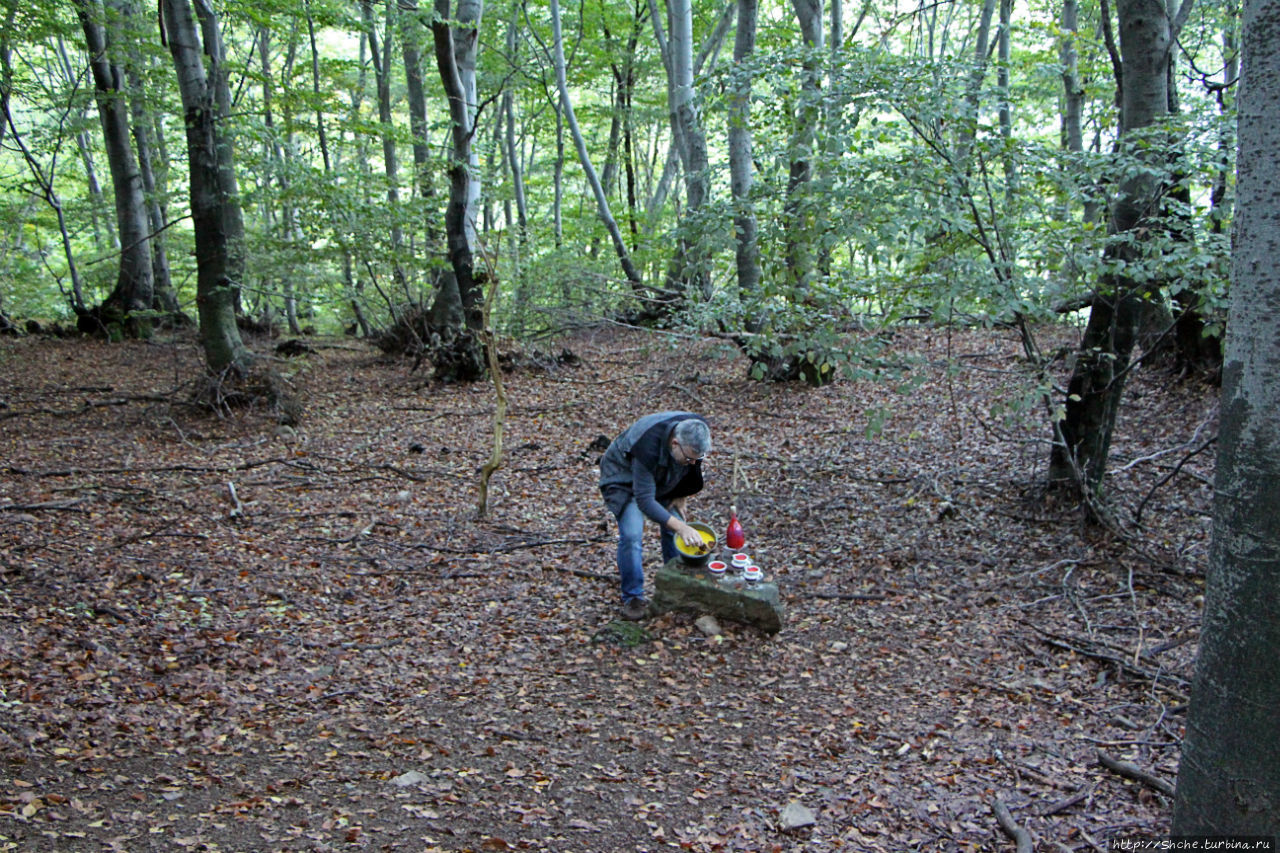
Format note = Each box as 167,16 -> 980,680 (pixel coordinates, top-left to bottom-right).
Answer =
992,799 -> 1033,853
1095,749 -> 1175,796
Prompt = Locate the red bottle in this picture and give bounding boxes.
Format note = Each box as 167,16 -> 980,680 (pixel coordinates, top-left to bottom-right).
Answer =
726,505 -> 745,550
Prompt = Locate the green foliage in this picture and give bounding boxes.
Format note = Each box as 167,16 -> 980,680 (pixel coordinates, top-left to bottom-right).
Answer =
0,0 -> 1236,371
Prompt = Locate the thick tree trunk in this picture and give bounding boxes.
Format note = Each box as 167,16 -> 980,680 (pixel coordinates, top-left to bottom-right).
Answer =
161,0 -> 251,376
74,0 -> 155,335
1050,0 -> 1169,496
193,0 -> 246,316
1173,0 -> 1280,827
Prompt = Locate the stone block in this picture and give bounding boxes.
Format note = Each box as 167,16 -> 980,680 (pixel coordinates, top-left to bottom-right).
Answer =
652,558 -> 785,634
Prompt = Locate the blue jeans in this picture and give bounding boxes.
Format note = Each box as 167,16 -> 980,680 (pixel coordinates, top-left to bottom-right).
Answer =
615,500 -> 678,601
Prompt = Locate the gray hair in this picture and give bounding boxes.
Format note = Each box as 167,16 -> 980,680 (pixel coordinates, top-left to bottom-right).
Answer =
674,419 -> 711,457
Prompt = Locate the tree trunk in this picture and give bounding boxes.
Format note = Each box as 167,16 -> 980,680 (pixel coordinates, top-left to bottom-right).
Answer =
547,0 -> 644,290
729,0 -> 762,332
55,35 -> 115,253
365,0 -> 411,302
192,0 -> 246,317
954,0 -> 998,169
1050,0 -> 1169,497
1210,13 -> 1238,234
74,0 -> 155,336
160,0 -> 251,377
783,0 -> 823,296
1172,0 -> 1280,827
667,0 -> 711,297
401,0 -> 441,253
426,0 -> 486,382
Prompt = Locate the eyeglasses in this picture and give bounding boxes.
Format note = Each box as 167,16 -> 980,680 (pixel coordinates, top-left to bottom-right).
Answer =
674,441 -> 707,464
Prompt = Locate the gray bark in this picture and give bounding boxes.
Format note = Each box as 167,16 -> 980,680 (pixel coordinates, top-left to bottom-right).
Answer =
430,0 -> 485,334
74,0 -> 155,323
954,0 -> 997,168
784,0 -> 823,293
1173,0 -> 1280,828
729,0 -> 761,329
666,0 -> 712,297
193,0 -> 246,314
1051,0 -> 1170,493
401,0 -> 437,247
160,0 -> 251,375
547,0 -> 642,287
364,0 -> 410,300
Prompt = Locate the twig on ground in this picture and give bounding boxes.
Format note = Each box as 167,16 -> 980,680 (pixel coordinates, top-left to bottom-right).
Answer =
1038,784 -> 1093,816
1096,749 -> 1175,796
992,799 -> 1033,853
808,591 -> 888,601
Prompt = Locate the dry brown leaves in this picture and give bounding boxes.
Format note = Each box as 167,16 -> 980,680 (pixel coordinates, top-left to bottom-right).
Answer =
0,325 -> 1214,851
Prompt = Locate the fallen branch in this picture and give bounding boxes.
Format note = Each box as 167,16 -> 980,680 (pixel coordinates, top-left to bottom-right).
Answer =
992,799 -> 1033,853
809,591 -> 888,601
1096,749 -> 1175,796
1025,624 -> 1190,693
1038,784 -> 1092,816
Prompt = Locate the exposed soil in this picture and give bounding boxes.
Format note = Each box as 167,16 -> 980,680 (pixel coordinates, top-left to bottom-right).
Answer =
0,325 -> 1215,851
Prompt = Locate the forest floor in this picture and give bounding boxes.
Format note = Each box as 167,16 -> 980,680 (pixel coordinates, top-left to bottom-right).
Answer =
0,323 -> 1216,852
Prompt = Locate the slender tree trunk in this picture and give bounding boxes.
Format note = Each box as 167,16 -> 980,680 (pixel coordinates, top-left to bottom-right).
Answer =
55,36 -> 115,253
1059,0 -> 1102,223
1210,11 -> 1238,233
666,0 -> 711,297
426,0 -> 487,381
784,0 -> 823,295
161,0 -> 251,376
954,0 -> 998,168
1173,0 -> 1280,827
401,0 -> 440,255
729,0 -> 761,332
548,0 -> 643,289
74,0 -> 155,334
1050,0 -> 1169,497
365,0 -> 411,302
997,0 -> 1015,198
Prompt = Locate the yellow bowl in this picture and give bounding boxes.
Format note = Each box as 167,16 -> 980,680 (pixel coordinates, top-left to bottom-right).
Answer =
675,522 -> 718,565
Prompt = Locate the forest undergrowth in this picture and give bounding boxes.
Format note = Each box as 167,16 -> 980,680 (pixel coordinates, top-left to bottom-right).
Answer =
0,324 -> 1216,852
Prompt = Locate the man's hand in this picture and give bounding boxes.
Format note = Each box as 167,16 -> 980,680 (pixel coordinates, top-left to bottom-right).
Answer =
676,522 -> 705,551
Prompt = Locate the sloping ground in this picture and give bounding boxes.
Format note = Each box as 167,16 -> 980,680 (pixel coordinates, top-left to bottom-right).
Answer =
0,325 -> 1213,852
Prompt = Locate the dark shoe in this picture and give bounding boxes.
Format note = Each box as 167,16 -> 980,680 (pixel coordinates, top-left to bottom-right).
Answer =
620,597 -> 649,621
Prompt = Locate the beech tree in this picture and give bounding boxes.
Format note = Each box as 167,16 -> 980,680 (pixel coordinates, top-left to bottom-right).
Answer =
1172,0 -> 1280,829
72,0 -> 155,335
160,0 -> 251,376
426,0 -> 486,381
1050,0 -> 1172,501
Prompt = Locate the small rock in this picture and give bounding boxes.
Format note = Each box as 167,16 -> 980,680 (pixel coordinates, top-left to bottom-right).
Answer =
390,770 -> 428,787
779,800 -> 816,831
830,641 -> 849,653
694,614 -> 722,637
